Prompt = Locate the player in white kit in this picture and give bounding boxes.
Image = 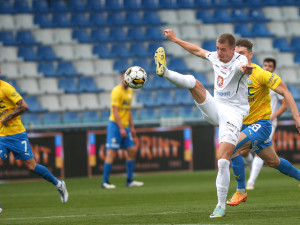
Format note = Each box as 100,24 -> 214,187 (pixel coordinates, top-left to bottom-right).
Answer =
243,58 -> 287,190
154,29 -> 254,218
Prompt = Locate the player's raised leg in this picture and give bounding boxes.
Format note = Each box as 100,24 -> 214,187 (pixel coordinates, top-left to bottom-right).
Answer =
247,155 -> 264,190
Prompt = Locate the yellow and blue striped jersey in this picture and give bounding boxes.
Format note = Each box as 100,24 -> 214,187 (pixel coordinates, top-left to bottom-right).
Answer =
109,85 -> 133,128
243,63 -> 282,125
0,81 -> 26,136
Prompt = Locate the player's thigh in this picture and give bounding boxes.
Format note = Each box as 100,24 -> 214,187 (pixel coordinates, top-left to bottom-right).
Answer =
105,149 -> 117,163
231,132 -> 252,158
189,80 -> 207,104
23,158 -> 37,171
126,146 -> 137,160
106,121 -> 122,150
120,127 -> 135,150
257,145 -> 280,168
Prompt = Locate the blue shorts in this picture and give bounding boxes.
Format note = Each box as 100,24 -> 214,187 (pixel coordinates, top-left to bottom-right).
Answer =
106,121 -> 134,150
242,120 -> 272,154
0,132 -> 34,161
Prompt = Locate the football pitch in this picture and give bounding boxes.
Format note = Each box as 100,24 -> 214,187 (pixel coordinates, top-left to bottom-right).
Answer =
0,167 -> 299,225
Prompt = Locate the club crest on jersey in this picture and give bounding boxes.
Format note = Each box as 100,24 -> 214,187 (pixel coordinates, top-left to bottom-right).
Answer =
247,79 -> 253,85
217,75 -> 224,87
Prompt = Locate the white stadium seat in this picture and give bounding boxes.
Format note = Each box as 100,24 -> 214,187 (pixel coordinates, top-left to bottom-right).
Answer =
99,92 -> 111,109
39,78 -> 64,94
74,60 -> 95,76
177,10 -> 198,24
79,93 -> 101,110
54,45 -> 76,60
0,47 -> 20,62
18,62 -> 41,78
15,15 -> 37,29
53,29 -> 74,44
73,44 -> 97,59
0,15 -> 15,29
267,22 -> 287,37
95,75 -> 117,91
281,7 -> 300,21
40,95 -> 63,112
60,94 -> 83,111
253,38 -> 276,53
34,29 -> 55,45
286,21 -> 300,36
216,24 -> 234,37
158,10 -> 180,24
94,59 -> 116,75
180,24 -> 200,40
17,78 -> 43,95
1,62 -> 19,78
263,7 -> 283,21
198,24 -> 218,40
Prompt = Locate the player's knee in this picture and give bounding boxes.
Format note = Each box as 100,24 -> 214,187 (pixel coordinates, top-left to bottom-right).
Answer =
265,158 -> 280,168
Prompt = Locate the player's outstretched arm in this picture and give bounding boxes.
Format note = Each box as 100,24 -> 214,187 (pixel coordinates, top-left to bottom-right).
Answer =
240,64 -> 256,75
1,99 -> 28,127
164,29 -> 209,59
274,81 -> 300,133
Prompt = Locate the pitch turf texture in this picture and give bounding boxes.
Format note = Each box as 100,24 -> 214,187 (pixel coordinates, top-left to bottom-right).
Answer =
1,168 -> 299,225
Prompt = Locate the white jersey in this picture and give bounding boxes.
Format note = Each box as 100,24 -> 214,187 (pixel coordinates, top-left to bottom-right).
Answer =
270,89 -> 284,124
205,51 -> 249,115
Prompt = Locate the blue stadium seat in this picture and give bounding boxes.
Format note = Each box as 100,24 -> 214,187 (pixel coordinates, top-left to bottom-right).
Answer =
78,77 -> 102,92
288,85 -> 300,100
214,9 -> 234,23
143,11 -> 165,25
153,76 -> 177,89
72,29 -> 93,43
159,107 -> 176,118
137,91 -> 159,107
156,90 -> 174,106
291,38 -> 300,52
196,10 -> 216,23
62,112 -> 80,124
38,62 -> 58,77
145,27 -> 165,41
32,0 -> 52,13
111,43 -> 133,58
59,77 -> 81,93
34,14 -> 54,28
86,0 -> 105,11
126,12 -> 145,26
234,24 -> 254,37
52,13 -> 73,27
113,59 -> 130,72
252,54 -> 259,65
124,0 -> 142,10
70,0 -> 86,12
127,27 -> 146,41
93,44 -> 112,58
71,13 -> 90,27
22,113 -> 41,126
282,0 -> 300,5
14,0 -> 32,13
132,59 -> 150,72
18,46 -> 40,61
294,53 -> 300,64
214,0 -> 233,7
82,111 -> 99,123
273,38 -> 293,52
138,108 -> 157,120
57,61 -> 81,77
100,110 -> 110,121
52,0 -> 69,12
107,12 -> 126,26
91,28 -> 111,42
169,58 -> 192,73
23,96 -> 47,113
252,23 -> 274,37
16,31 -> 40,45
110,28 -> 129,41
249,8 -> 271,22
195,73 -> 210,85
232,9 -> 252,23
249,0 -> 267,6
148,42 -> 165,54
106,0 -> 123,10
89,13 -> 107,26
177,0 -> 195,8
231,0 -> 248,7
141,0 -> 160,9
37,46 -> 61,61
177,106 -> 195,118
0,0 -> 14,14
130,43 -> 150,57
174,89 -> 194,105
43,112 -> 61,125
0,31 -> 18,46
194,0 -> 213,8
159,0 -> 179,9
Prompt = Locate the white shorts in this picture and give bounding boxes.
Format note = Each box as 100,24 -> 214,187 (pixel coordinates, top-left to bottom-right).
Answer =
195,90 -> 246,146
270,121 -> 277,139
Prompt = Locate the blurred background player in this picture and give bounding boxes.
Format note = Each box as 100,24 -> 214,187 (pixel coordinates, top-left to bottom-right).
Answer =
244,58 -> 287,190
156,30 -> 254,218
227,39 -> 300,206
0,70 -> 68,205
102,71 -> 144,189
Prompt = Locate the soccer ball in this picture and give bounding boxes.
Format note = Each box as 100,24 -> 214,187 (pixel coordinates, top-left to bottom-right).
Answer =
124,66 -> 147,89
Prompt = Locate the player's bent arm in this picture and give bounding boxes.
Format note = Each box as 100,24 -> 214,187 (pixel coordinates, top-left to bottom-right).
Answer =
163,29 -> 209,59
270,99 -> 287,122
1,99 -> 28,126
112,106 -> 124,130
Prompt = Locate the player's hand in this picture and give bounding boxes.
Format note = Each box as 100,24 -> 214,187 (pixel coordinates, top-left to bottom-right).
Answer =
131,127 -> 137,138
164,29 -> 177,42
240,64 -> 256,75
295,116 -> 300,133
270,115 -> 275,122
120,127 -> 127,138
1,117 -> 9,127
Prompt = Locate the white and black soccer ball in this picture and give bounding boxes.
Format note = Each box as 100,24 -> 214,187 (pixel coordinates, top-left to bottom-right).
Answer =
124,66 -> 147,89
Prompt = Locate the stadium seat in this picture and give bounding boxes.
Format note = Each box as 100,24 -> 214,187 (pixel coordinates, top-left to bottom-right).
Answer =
180,25 -> 200,40
40,95 -> 63,112
148,42 -> 165,54
286,21 -> 300,36
15,15 -> 36,29
78,77 -> 102,93
130,43 -> 150,57
79,93 -> 101,110
263,7 -> 283,21
288,85 -> 300,100
253,38 -> 274,53
89,13 -> 107,26
38,62 -> 58,77
0,31 -> 18,46
82,111 -> 99,123
159,107 -> 176,118
132,59 -> 151,72
294,53 -> 300,64
57,61 -> 81,77
17,78 -> 42,95
72,29 -> 93,43
37,46 -> 61,61
231,9 -> 252,22
158,10 -> 179,24
249,0 -> 267,6
34,14 -> 54,28
0,15 -> 15,29
39,78 -> 64,94
107,12 -> 126,26
127,27 -> 146,41
125,12 -> 145,26
106,0 -> 123,10
100,110 -> 110,121
52,0 -> 69,12
59,78 -> 81,93
202,41 -> 216,52
32,0 -> 52,13
18,46 -> 39,61
18,62 -> 41,78
16,31 -> 40,45
0,47 -> 20,62
42,112 -> 61,124
169,58 -> 192,74
138,108 -> 157,120
1,62 -> 19,78
291,38 -> 300,52
195,73 -> 210,86
234,24 -> 254,37
71,13 -> 90,27
113,59 -> 130,72
196,10 -> 216,23
22,113 -> 41,126
52,13 -> 73,27
74,60 -> 95,76
54,45 -> 76,60
94,60 -> 115,75
74,45 -> 96,59
214,9 -> 234,23
249,8 -> 271,22
53,28 -> 74,44
143,11 -> 165,25
3,79 -> 26,95
110,28 -> 129,41
124,0 -> 142,9
111,43 -> 133,58
62,112 -> 80,124
70,0 -> 86,12
137,91 -> 159,107
86,0 -> 105,11
156,90 -> 174,106
91,28 -> 111,42
23,96 -> 47,113
159,0 -> 179,9
153,76 -> 177,89
14,0 -> 32,13
0,0 -> 14,14
252,23 -> 275,37
177,10 -> 198,24
177,0 -> 195,8
177,106 -> 195,118
194,0 -> 214,8
142,0 -> 160,9
93,44 -> 112,58
174,89 -> 195,105
281,6 -> 300,20
145,27 -> 165,41
273,38 -> 293,52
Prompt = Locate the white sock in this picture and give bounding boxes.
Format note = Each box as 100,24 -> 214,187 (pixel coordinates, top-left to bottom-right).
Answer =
164,69 -> 196,89
243,153 -> 254,171
216,159 -> 230,210
56,180 -> 62,188
247,156 -> 264,185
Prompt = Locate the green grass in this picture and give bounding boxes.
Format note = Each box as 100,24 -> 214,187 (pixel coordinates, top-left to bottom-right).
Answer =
0,167 -> 300,225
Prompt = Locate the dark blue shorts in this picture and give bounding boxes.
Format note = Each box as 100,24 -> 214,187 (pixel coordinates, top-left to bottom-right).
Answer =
0,132 -> 34,161
106,121 -> 134,150
242,120 -> 272,154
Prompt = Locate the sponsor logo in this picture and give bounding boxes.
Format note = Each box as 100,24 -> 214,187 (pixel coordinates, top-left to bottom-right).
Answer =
215,91 -> 231,96
268,74 -> 275,83
221,66 -> 228,69
217,75 -> 224,87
